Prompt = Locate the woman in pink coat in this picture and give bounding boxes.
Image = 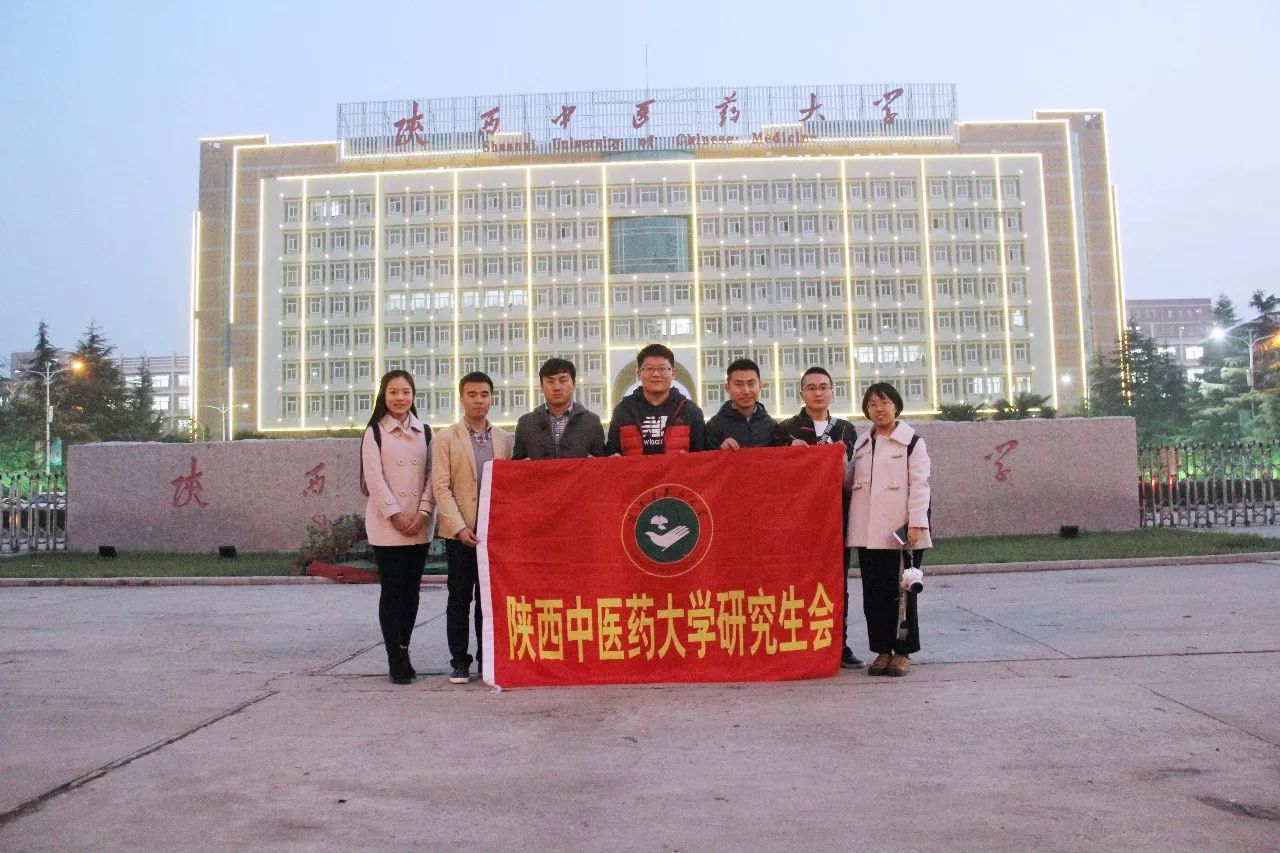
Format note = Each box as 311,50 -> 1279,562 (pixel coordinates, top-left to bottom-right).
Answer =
846,382 -> 931,677
360,370 -> 434,684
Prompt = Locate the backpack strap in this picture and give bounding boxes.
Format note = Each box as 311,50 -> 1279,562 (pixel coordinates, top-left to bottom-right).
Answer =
358,422 -> 384,497
907,434 -> 919,456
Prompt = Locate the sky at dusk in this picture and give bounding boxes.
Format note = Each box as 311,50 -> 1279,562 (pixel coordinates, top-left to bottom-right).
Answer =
1,0 -> 1276,365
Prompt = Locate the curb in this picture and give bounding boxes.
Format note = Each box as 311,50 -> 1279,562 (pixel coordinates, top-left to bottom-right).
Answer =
1,553 -> 1278,587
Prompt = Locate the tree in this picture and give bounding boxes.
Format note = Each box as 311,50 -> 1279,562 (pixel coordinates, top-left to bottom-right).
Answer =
1199,293 -> 1241,384
992,392 -> 1055,420
936,403 -> 980,421
0,322 -> 65,470
123,361 -> 165,442
1088,324 -> 1199,445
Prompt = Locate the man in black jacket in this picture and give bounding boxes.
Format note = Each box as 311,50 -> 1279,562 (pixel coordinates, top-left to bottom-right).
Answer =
772,365 -> 862,668
704,358 -> 777,450
513,358 -> 606,460
605,344 -> 705,456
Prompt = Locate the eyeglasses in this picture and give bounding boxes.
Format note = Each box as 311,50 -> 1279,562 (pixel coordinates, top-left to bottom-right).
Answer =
640,365 -> 673,375
802,384 -> 833,392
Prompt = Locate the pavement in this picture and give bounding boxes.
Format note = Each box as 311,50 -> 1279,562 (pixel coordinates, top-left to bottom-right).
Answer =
0,562 -> 1277,851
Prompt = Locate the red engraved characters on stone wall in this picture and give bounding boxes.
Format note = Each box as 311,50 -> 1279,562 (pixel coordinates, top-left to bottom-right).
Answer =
171,456 -> 208,508
302,462 -> 326,496
984,439 -> 1019,482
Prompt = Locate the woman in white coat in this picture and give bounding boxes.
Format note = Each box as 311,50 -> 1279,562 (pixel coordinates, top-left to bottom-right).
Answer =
360,370 -> 434,684
846,382 -> 931,677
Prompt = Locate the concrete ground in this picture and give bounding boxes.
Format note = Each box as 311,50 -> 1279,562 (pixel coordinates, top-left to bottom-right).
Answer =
1,563 -> 1277,852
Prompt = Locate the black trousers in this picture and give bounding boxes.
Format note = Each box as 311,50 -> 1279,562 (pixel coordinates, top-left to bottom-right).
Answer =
445,539 -> 483,670
858,547 -> 922,655
372,544 -> 427,655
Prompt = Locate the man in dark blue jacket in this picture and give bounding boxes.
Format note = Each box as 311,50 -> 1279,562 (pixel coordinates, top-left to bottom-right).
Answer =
513,358 -> 606,460
772,366 -> 862,668
704,358 -> 777,450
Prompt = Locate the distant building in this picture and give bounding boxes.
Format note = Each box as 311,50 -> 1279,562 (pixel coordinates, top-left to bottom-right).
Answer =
193,84 -> 1126,435
1126,298 -> 1212,382
119,354 -> 192,434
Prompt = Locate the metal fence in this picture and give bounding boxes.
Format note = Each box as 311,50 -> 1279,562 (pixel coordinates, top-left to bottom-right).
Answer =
0,472 -> 67,554
1139,443 -> 1280,528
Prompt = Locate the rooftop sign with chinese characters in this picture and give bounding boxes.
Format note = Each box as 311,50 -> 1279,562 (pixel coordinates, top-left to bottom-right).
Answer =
337,83 -> 957,160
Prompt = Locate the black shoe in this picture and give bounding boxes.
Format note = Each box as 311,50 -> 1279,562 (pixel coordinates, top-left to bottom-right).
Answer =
840,647 -> 863,668
449,667 -> 469,684
388,649 -> 413,685
400,646 -> 416,678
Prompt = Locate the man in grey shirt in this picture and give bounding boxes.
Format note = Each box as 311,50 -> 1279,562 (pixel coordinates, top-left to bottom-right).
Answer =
512,358 -> 606,460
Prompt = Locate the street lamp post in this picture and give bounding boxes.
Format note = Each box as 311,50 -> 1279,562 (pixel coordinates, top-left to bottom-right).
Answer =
16,360 -> 82,476
201,403 -> 249,442
1208,323 -> 1277,420
1209,326 -> 1259,391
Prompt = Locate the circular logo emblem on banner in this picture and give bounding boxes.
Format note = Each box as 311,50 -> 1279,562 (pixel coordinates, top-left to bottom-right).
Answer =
622,484 -> 714,578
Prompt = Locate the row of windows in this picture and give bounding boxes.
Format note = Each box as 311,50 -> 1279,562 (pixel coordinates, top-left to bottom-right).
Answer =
281,243 -> 1027,288
281,285 -> 1032,330
278,304 -> 1032,350
274,369 -> 1035,422
282,208 -> 1029,256
283,176 -> 1024,223
280,274 -> 1031,320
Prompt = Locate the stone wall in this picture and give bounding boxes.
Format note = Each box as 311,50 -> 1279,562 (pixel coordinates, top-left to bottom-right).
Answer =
67,417 -> 1137,553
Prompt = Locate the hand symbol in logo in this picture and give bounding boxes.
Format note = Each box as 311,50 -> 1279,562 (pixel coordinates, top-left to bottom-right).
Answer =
644,525 -> 691,550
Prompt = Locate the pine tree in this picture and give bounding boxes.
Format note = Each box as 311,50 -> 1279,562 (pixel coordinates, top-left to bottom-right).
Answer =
124,361 -> 164,441
59,321 -> 130,444
1089,325 -> 1198,445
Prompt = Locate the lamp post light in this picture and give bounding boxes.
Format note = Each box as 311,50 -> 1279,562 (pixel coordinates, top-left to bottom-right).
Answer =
201,403 -> 249,442
1209,325 -> 1258,392
16,360 -> 83,476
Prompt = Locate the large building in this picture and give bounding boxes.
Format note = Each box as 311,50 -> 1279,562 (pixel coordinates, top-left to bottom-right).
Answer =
1126,297 -> 1212,383
192,84 -> 1125,434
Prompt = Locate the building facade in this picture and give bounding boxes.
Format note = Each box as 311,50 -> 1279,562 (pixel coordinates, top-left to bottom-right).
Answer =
1126,298 -> 1212,383
193,84 -> 1125,434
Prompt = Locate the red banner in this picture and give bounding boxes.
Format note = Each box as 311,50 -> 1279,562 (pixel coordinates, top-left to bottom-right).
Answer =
478,444 -> 845,687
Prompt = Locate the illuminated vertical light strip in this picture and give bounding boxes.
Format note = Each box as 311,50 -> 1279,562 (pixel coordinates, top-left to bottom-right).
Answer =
689,161 -> 702,405
993,157 -> 1015,400
917,156 -> 939,410
1061,121 -> 1089,399
526,168 -> 535,412
1093,110 -> 1126,343
374,175 -> 384,400
189,211 -> 200,436
601,163 -> 613,413
838,158 -> 857,415
1033,156 -> 1061,411
772,341 -> 781,409
452,171 -> 461,422
1109,184 -> 1127,341
256,178 -> 267,432
229,146 -> 239,325
299,177 -> 309,430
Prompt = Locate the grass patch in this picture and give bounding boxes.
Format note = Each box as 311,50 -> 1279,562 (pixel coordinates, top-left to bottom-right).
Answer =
929,528 -> 1277,565
0,552 -> 299,579
1,528 -> 1274,578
